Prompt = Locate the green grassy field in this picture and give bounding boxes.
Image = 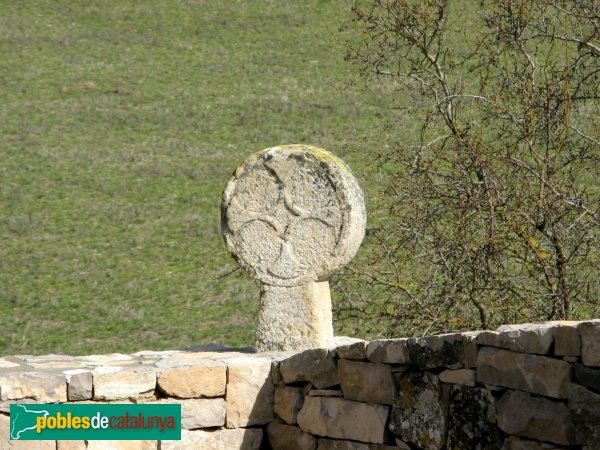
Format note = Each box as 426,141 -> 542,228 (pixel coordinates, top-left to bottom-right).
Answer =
0,1 -> 404,355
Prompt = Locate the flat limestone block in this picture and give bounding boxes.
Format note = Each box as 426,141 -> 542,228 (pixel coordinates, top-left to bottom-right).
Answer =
225,357 -> 274,428
279,347 -> 339,389
366,339 -> 411,364
338,359 -> 395,405
476,346 -> 571,399
92,366 -> 156,401
580,322 -> 600,367
497,390 -> 575,446
274,385 -> 304,425
157,361 -> 226,398
0,371 -> 67,403
297,396 -> 390,444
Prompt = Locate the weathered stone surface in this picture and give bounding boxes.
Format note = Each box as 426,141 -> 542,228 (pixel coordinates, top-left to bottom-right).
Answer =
580,322 -> 600,367
551,321 -> 581,357
157,361 -> 226,398
447,385 -> 504,449
497,390 -> 575,445
222,145 -> 366,351
477,347 -> 572,398
87,441 -> 156,450
493,323 -> 557,354
161,428 -> 262,450
267,422 -> 317,450
0,372 -> 67,403
501,437 -> 564,449
256,281 -> 334,351
222,145 -> 366,287
225,357 -> 274,428
338,359 -> 394,405
335,338 -> 368,360
463,332 -> 480,368
0,359 -> 22,369
158,398 -> 226,429
439,369 -> 476,387
407,333 -> 464,369
92,367 -> 156,401
297,396 -> 389,444
317,439 -> 399,449
308,389 -> 343,397
279,348 -> 339,389
390,372 -> 447,450
274,385 -> 304,424
574,363 -> 600,393
366,339 -> 410,364
57,441 -> 87,450
64,369 -> 92,401
568,383 -> 600,447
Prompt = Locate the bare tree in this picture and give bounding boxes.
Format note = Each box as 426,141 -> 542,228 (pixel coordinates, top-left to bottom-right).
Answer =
335,0 -> 600,337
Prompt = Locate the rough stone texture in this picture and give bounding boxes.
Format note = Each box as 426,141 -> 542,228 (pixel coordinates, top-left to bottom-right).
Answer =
92,367 -> 156,401
501,437 -> 565,449
279,348 -> 339,389
308,389 -> 343,397
477,346 -> 572,398
335,338 -> 368,360
256,281 -> 334,351
407,333 -> 464,369
551,321 -> 581,357
447,385 -> 504,449
317,439 -> 400,449
161,428 -> 262,450
87,441 -> 156,450
366,339 -> 410,364
267,422 -> 317,450
274,385 -> 304,424
222,144 -> 366,287
580,322 -> 600,367
569,383 -> 600,447
64,369 -> 92,401
158,398 -> 226,429
225,357 -> 274,428
0,372 -> 67,403
297,396 -> 389,444
439,369 -> 476,387
390,371 -> 447,450
157,361 -> 226,398
221,145 -> 366,351
574,363 -> 600,392
338,359 -> 394,405
463,332 -> 480,368
57,441 -> 87,450
497,390 -> 575,445
493,323 -> 557,354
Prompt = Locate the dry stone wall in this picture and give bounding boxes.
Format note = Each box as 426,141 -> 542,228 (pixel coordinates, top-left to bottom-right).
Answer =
2,320 -> 600,449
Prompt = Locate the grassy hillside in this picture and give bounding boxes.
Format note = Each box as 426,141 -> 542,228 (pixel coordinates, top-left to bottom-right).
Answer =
0,1 -> 401,354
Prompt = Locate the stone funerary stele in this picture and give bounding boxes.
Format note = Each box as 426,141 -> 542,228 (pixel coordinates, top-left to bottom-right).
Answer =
221,145 -> 366,351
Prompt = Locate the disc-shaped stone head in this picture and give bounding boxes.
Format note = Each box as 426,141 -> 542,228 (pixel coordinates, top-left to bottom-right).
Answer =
221,144 -> 366,287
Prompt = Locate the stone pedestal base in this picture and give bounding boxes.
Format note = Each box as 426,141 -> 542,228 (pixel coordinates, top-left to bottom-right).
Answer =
255,281 -> 334,352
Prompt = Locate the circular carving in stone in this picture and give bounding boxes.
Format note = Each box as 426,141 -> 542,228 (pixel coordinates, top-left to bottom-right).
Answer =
221,144 -> 366,287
